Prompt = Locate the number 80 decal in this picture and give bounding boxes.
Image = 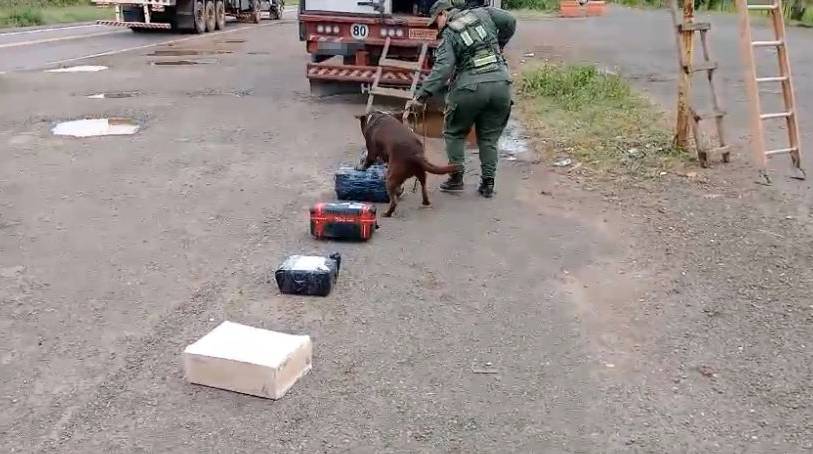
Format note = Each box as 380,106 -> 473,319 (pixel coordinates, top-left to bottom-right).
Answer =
351,23 -> 369,40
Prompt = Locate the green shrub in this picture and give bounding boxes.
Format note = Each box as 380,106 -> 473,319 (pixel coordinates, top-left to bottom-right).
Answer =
520,64 -> 633,111
0,6 -> 44,26
503,0 -> 556,10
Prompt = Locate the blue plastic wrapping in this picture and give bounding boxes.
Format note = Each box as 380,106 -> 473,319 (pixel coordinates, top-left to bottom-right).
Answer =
275,253 -> 342,297
334,163 -> 390,203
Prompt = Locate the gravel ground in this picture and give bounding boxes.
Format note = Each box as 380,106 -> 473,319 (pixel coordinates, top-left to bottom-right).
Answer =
0,8 -> 810,453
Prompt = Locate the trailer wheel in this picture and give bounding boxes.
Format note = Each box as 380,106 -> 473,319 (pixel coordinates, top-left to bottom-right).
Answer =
204,0 -> 216,32
215,0 -> 225,30
193,0 -> 206,33
270,0 -> 283,19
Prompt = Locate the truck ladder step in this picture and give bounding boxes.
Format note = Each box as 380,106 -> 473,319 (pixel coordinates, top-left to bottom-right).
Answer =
379,58 -> 422,71
370,87 -> 414,99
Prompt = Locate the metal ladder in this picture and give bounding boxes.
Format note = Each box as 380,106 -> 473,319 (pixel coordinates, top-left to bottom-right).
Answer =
669,0 -> 729,167
735,0 -> 804,181
365,37 -> 429,113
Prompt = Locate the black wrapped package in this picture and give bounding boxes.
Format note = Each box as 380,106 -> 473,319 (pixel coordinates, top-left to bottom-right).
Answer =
275,253 -> 341,297
335,163 -> 390,203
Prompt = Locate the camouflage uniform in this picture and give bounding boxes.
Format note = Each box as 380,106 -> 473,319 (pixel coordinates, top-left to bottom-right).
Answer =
414,0 -> 516,197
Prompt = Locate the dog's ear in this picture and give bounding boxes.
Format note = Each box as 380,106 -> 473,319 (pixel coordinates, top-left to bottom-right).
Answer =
354,112 -> 367,129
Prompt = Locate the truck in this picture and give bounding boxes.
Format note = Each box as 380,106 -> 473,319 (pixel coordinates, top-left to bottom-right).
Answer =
92,0 -> 283,33
298,0 -> 501,95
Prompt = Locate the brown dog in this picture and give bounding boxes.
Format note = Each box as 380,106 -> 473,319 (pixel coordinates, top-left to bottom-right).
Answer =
357,110 -> 461,217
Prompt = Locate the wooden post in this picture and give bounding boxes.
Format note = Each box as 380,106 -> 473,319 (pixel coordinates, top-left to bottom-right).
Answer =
674,0 -> 695,150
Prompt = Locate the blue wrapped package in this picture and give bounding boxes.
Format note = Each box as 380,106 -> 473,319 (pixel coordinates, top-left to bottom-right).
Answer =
275,253 -> 341,297
335,163 -> 390,203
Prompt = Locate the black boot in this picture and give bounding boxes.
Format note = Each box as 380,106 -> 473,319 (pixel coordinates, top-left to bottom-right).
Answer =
478,177 -> 494,198
440,172 -> 464,192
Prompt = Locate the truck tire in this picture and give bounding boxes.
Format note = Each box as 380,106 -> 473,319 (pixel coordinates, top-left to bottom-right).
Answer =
204,0 -> 216,32
270,0 -> 283,19
215,0 -> 225,30
250,0 -> 261,23
193,0 -> 206,33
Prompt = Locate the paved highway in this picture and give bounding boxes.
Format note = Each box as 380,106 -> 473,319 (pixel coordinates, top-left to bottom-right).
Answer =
0,15 -> 291,72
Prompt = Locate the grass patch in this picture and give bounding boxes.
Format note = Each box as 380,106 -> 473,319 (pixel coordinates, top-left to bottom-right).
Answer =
0,5 -> 43,26
41,4 -> 111,23
518,64 -> 685,176
504,0 -> 556,9
0,2 -> 112,28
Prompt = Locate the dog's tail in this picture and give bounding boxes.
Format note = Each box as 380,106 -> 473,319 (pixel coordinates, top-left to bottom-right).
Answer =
415,156 -> 463,175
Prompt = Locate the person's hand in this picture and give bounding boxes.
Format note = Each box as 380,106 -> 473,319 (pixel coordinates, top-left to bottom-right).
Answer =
405,98 -> 425,111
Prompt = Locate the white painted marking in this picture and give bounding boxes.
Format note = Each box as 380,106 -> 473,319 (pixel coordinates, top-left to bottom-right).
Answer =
46,65 -> 108,73
52,118 -> 139,137
0,24 -> 102,37
41,16 -> 293,69
87,93 -> 106,99
0,30 -> 121,50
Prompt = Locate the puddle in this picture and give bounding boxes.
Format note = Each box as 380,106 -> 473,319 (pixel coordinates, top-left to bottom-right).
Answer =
46,65 -> 108,73
220,39 -> 245,44
87,91 -> 139,99
151,59 -> 216,66
147,49 -> 232,56
51,118 -> 140,137
498,118 -> 530,160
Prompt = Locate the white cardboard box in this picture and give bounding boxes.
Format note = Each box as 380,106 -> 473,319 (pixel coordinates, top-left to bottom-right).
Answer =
183,321 -> 312,399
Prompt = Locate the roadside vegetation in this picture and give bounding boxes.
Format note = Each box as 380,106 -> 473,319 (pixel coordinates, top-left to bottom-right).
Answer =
502,0 -> 557,17
615,0 -> 813,26
0,0 -> 112,28
518,64 -> 685,176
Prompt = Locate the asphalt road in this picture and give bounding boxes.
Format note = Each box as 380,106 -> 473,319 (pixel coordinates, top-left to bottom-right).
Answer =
0,16 -> 289,72
0,7 -> 811,453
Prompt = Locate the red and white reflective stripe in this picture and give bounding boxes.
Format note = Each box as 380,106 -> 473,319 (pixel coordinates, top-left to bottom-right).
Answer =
97,20 -> 171,29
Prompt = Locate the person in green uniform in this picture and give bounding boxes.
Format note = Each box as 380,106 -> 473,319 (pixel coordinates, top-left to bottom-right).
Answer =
410,0 -> 515,198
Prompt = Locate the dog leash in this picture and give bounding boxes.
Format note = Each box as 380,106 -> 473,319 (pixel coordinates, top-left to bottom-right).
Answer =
403,102 -> 428,194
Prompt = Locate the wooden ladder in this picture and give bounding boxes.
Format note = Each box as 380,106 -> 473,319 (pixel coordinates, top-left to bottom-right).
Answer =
735,0 -> 804,181
365,37 -> 429,113
670,0 -> 729,167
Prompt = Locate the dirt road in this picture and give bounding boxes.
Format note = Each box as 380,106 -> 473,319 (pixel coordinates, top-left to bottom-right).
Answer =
0,10 -> 811,454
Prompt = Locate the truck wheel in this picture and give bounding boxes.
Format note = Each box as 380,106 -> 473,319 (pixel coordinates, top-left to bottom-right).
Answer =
250,0 -> 261,23
193,0 -> 206,33
215,0 -> 225,30
270,1 -> 283,19
204,0 -> 216,32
